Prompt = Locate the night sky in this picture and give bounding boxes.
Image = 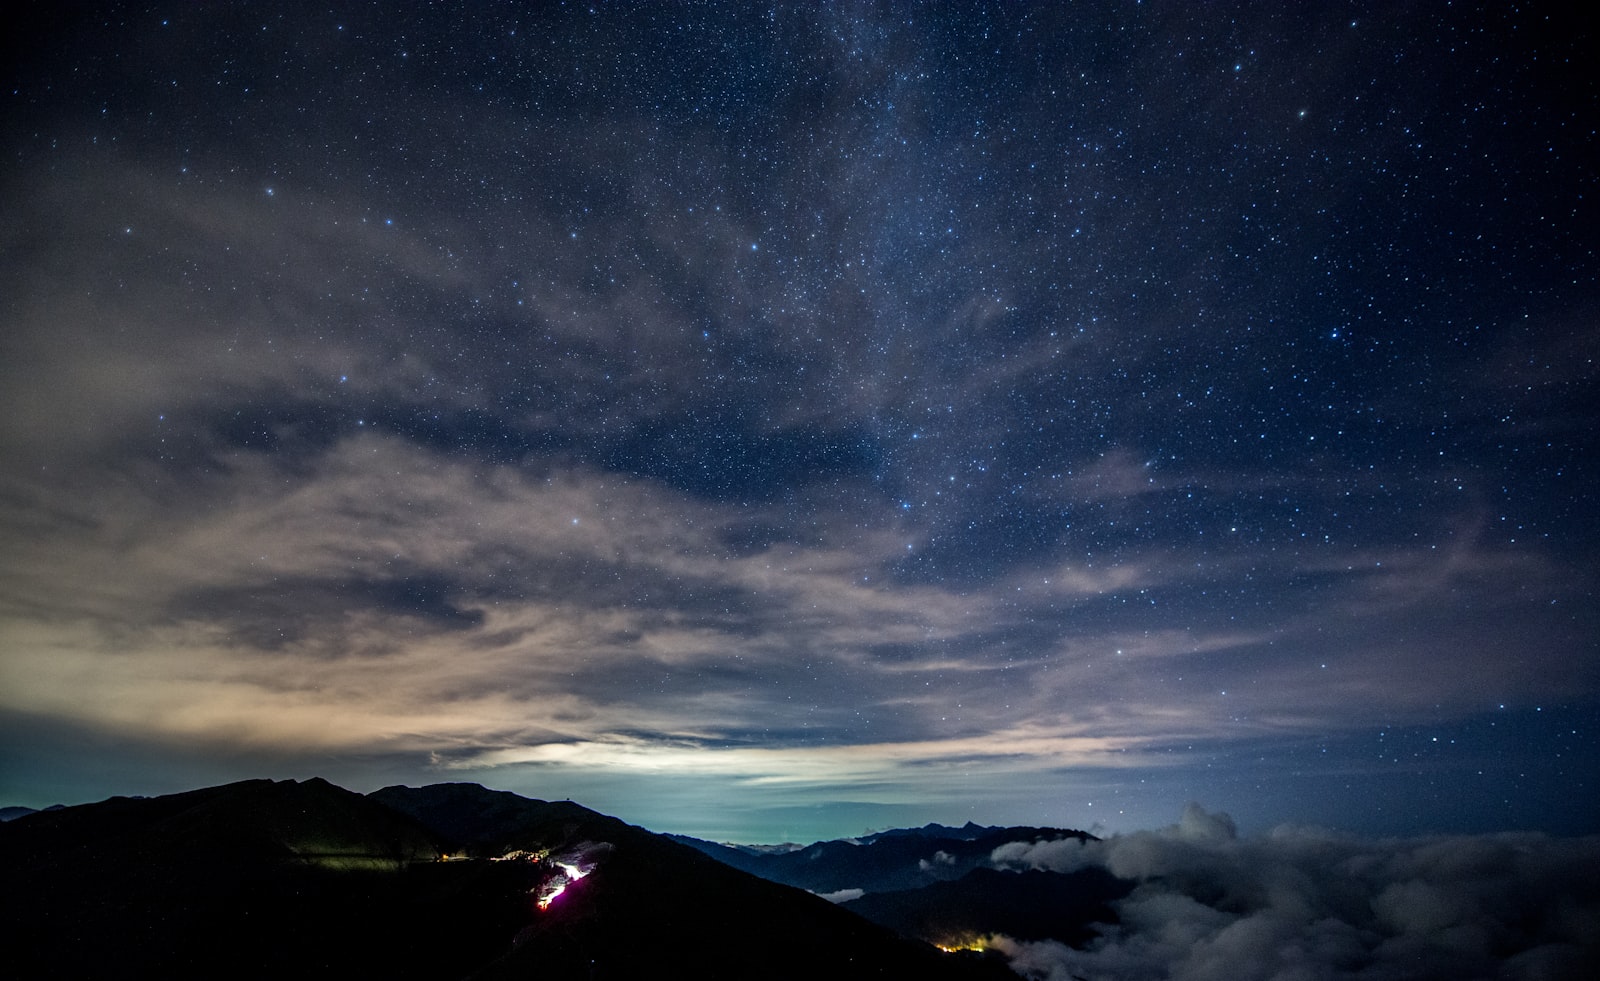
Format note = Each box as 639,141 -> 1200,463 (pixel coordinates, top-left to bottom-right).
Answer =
2,2 -> 1596,844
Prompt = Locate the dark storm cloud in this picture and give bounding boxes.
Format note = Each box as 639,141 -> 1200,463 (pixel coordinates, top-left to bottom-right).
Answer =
986,804 -> 1600,981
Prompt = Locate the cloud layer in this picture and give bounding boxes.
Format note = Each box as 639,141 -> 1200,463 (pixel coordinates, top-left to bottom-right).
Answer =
988,804 -> 1600,981
1,3 -> 1596,839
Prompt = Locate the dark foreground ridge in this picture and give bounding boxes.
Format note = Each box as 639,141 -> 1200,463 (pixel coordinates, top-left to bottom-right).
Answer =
0,777 -> 1014,980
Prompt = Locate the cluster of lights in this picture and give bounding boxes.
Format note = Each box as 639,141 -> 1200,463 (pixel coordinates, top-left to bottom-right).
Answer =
490,848 -> 548,862
535,861 -> 591,910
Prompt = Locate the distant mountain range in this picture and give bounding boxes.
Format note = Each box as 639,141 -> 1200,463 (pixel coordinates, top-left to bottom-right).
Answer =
0,804 -> 63,821
669,819 -> 1127,950
672,820 -> 1094,893
0,778 -> 1121,979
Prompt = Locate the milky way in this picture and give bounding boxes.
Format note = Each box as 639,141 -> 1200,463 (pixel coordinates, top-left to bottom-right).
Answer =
1,2 -> 1595,841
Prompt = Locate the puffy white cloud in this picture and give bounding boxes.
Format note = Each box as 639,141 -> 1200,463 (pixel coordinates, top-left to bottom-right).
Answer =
917,849 -> 958,872
990,836 -> 1098,874
986,804 -> 1600,981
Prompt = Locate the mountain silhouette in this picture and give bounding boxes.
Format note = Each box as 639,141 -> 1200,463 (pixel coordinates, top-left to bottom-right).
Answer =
0,777 -> 535,979
0,778 -> 1013,980
842,865 -> 1132,949
672,822 -> 1097,894
672,822 -> 1127,953
372,782 -> 1013,980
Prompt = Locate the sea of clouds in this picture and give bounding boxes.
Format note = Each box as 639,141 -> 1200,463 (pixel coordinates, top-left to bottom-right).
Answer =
985,804 -> 1598,981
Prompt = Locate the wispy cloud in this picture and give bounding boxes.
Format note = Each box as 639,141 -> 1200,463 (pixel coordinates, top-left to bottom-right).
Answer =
2,418 -> 1592,807
1,2 -> 1594,836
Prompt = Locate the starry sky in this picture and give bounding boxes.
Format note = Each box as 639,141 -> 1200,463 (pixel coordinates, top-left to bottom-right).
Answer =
2,2 -> 1596,843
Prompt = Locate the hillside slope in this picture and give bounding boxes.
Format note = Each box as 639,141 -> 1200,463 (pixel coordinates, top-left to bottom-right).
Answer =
0,778 -> 1012,980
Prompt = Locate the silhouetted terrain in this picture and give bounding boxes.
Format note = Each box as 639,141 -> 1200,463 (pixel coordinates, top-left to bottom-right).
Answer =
374,783 -> 1012,980
673,821 -> 1096,894
0,778 -> 532,979
672,821 -> 1129,950
842,866 -> 1131,949
0,779 -> 1012,980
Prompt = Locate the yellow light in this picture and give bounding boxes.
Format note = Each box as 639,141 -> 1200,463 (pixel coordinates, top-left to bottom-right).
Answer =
536,882 -> 567,910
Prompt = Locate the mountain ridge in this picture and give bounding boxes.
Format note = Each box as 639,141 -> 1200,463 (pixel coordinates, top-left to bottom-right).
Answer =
671,821 -> 1098,894
669,818 -> 1126,954
0,777 -> 1014,980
